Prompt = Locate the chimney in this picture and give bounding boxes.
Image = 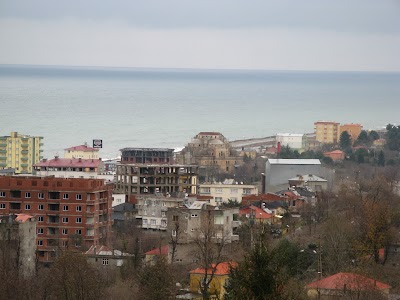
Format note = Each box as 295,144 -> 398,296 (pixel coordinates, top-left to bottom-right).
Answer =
54,156 -> 59,160
78,158 -> 82,162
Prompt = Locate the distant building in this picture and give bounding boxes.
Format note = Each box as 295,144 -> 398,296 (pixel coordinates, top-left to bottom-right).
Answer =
264,159 -> 322,192
276,133 -> 307,151
305,272 -> 390,299
64,143 -> 99,159
198,179 -> 258,205
0,131 -> 43,174
340,123 -> 363,145
0,214 -> 37,277
120,147 -> 174,164
314,121 -> 340,144
288,174 -> 328,192
85,245 -> 132,267
323,149 -> 345,161
176,132 -> 243,180
239,206 -> 273,225
33,156 -> 114,181
144,244 -> 168,265
0,176 -> 113,264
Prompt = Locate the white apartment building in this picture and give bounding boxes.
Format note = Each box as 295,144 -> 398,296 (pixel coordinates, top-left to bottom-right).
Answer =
276,133 -> 307,151
198,179 -> 258,205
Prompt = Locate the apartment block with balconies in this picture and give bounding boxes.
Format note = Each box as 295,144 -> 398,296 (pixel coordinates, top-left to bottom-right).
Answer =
0,176 -> 112,264
0,131 -> 43,174
314,121 -> 340,144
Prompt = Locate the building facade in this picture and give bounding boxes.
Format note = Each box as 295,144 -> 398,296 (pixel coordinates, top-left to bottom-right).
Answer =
339,123 -> 363,144
33,156 -> 113,181
276,133 -> 307,150
120,148 -> 174,164
314,121 -> 340,144
0,131 -> 43,174
64,144 -> 99,159
0,176 -> 113,264
198,180 -> 258,205
176,132 -> 243,178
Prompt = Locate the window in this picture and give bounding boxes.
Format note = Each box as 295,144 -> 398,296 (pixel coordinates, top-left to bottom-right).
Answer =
215,188 -> 222,194
76,206 -> 82,212
38,204 -> 44,210
25,192 -> 31,198
172,230 -> 177,237
37,228 -> 44,234
63,205 -> 69,211
0,191 -> 5,197
161,220 -> 167,227
161,211 -> 166,217
162,202 -> 166,207
151,219 -> 156,225
25,204 -> 31,210
38,216 -> 43,222
76,229 -> 82,235
38,192 -> 44,199
0,203 -> 5,209
76,194 -> 82,200
215,197 -> 222,203
63,193 -> 68,199
143,219 -> 148,225
230,188 -> 238,194
62,217 -> 69,223
102,258 -> 109,265
76,217 -> 82,223
62,229 -> 68,235
173,215 -> 179,222
37,240 -> 43,246
191,214 -> 198,218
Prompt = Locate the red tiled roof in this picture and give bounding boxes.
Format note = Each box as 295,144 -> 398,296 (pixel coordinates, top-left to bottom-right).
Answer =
306,272 -> 390,291
242,193 -> 286,202
190,262 -> 237,275
15,214 -> 34,223
65,145 -> 99,152
145,245 -> 169,256
324,150 -> 344,155
34,158 -> 102,168
240,206 -> 273,219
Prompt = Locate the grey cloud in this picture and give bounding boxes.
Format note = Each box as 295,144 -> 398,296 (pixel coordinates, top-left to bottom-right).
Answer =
1,0 -> 400,33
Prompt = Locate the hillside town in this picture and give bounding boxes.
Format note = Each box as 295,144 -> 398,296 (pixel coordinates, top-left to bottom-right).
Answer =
1,121 -> 400,299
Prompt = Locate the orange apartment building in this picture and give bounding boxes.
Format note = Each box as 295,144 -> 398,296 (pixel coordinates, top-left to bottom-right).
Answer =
340,123 -> 363,144
314,121 -> 340,144
0,176 -> 112,264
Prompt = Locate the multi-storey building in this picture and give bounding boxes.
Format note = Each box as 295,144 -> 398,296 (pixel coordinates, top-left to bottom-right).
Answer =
198,179 -> 258,205
276,133 -> 307,151
314,121 -> 340,144
0,132 -> 43,174
33,156 -> 114,181
0,176 -> 112,264
0,214 -> 37,276
120,147 -> 174,164
176,132 -> 244,181
115,163 -> 198,198
340,123 -> 363,144
64,143 -> 99,159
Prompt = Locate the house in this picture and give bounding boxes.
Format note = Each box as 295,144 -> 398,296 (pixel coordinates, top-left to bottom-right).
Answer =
239,205 -> 273,224
314,121 -> 340,144
288,174 -> 328,192
323,150 -> 345,161
264,159 -> 322,192
340,123 -> 363,145
305,272 -> 391,299
144,244 -> 168,264
198,179 -> 258,205
276,133 -> 307,151
64,143 -> 99,159
85,245 -> 132,267
184,262 -> 237,300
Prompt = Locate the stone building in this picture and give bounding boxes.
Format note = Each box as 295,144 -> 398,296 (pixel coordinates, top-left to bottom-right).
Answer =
176,132 -> 243,181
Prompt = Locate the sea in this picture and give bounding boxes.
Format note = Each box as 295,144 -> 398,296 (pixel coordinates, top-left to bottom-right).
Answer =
0,64 -> 399,159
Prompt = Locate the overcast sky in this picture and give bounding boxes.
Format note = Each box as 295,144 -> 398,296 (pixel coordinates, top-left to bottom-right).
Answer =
0,0 -> 399,71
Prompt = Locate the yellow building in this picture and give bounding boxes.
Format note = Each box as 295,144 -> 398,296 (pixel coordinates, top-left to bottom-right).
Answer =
314,121 -> 340,144
64,143 -> 99,159
0,132 -> 43,174
340,123 -> 363,145
188,262 -> 236,300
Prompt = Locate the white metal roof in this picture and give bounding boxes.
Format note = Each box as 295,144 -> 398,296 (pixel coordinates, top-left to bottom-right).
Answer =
267,159 -> 321,165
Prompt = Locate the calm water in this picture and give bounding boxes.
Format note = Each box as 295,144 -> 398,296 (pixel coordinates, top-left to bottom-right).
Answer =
0,65 -> 399,159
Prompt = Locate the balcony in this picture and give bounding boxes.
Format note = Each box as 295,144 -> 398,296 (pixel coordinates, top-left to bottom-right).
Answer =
21,150 -> 29,154
0,143 -> 7,147
21,157 -> 28,161
0,157 -> 6,160
21,164 -> 28,167
21,144 -> 28,148
231,234 -> 240,241
0,163 -> 6,167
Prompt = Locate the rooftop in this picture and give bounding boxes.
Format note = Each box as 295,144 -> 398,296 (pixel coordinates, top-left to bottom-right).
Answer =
120,147 -> 174,152
268,159 -> 321,165
190,262 -> 237,275
145,245 -> 169,256
306,272 -> 390,291
34,157 -> 102,168
65,144 -> 99,152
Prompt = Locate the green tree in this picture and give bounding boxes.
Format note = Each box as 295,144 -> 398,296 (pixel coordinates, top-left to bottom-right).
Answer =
386,124 -> 400,151
368,130 -> 379,141
340,131 -> 352,150
378,151 -> 385,166
356,130 -> 369,146
354,148 -> 369,164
